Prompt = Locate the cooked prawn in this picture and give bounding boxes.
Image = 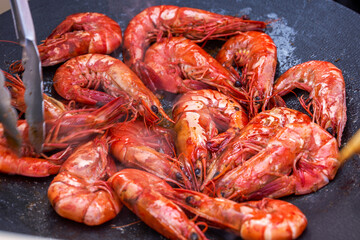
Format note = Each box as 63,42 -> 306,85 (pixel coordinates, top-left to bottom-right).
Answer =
39,12 -> 122,66
0,120 -> 68,177
0,96 -> 128,176
3,71 -> 68,120
53,54 -> 172,123
203,107 -> 311,190
172,89 -> 248,190
142,36 -> 248,100
273,60 -> 346,145
216,122 -> 340,201
168,189 -> 307,240
123,5 -> 266,75
109,121 -> 192,189
108,169 -> 207,240
48,136 -> 122,225
216,31 -> 277,116
43,96 -> 129,151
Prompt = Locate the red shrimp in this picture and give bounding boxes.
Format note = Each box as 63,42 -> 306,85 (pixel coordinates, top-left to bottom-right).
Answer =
141,37 -> 248,100
0,96 -> 128,176
43,96 -> 129,151
123,5 -> 266,75
273,60 -> 346,145
203,107 -> 311,190
39,12 -> 122,66
48,136 -> 121,225
172,89 -> 248,190
216,31 -> 277,116
53,54 -> 172,123
3,71 -> 68,120
0,144 -> 60,177
215,122 -> 340,201
109,121 -> 192,189
167,189 -> 307,240
0,120 -> 69,177
108,169 -> 207,240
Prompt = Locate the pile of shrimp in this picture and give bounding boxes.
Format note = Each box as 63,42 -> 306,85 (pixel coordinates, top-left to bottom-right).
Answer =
1,5 -> 349,240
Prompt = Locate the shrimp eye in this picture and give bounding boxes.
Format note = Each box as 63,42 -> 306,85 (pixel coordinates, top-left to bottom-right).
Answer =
254,96 -> 260,102
175,172 -> 183,181
326,127 -> 333,135
194,168 -> 201,177
213,171 -> 220,178
151,105 -> 159,114
234,106 -> 240,111
190,232 -> 199,240
185,196 -> 194,205
234,80 -> 242,87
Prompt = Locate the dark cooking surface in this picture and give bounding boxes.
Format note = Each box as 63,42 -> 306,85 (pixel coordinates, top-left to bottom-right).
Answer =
0,0 -> 360,239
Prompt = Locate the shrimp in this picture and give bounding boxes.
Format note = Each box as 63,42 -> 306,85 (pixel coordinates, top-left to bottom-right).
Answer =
203,107 -> 311,190
216,32 -> 277,116
123,5 -> 266,74
172,89 -> 248,190
3,71 -> 68,120
0,96 -> 128,176
273,60 -> 347,145
0,120 -> 70,177
53,54 -> 172,123
38,12 -> 122,66
141,37 -> 248,100
43,96 -> 129,151
0,143 -> 61,177
167,189 -> 307,240
48,136 -> 122,225
108,169 -> 207,240
215,122 -> 340,201
109,121 -> 192,189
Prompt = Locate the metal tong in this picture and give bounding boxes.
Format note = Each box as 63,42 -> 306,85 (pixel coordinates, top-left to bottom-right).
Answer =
0,0 -> 45,153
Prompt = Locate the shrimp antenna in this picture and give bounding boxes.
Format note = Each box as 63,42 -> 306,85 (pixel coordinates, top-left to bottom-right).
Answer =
196,222 -> 209,233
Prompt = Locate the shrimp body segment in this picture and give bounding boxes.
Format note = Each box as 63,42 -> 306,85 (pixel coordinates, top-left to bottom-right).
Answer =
123,5 -> 267,73
216,122 -> 340,201
48,137 -> 122,226
216,31 -> 277,115
143,37 -> 248,100
53,54 -> 171,123
273,60 -> 346,145
172,89 -> 248,190
38,12 -> 122,66
108,169 -> 207,240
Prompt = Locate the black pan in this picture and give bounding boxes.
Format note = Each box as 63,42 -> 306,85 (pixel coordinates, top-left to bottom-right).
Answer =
0,0 -> 359,239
